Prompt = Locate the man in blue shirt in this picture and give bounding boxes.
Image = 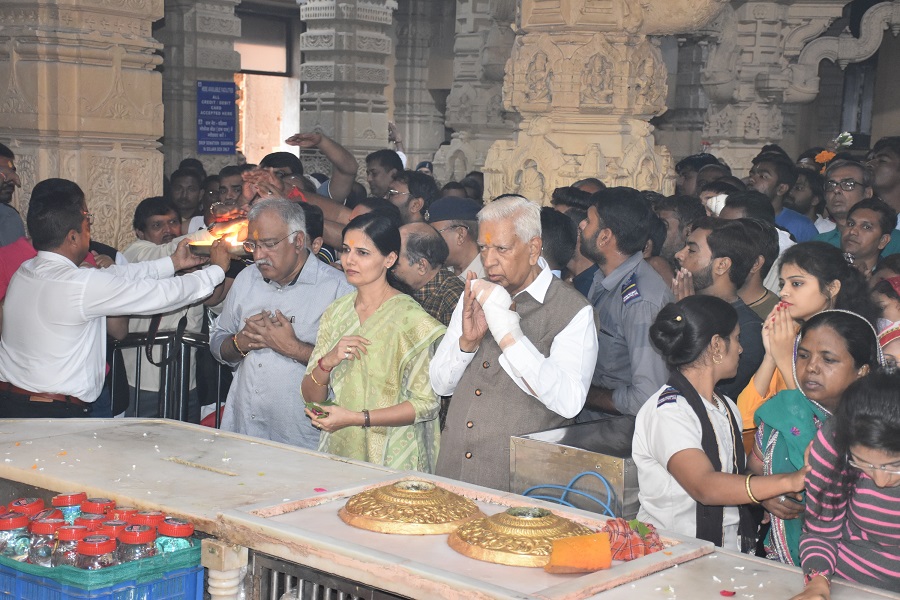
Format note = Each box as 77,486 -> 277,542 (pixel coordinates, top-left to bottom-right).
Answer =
748,152 -> 818,242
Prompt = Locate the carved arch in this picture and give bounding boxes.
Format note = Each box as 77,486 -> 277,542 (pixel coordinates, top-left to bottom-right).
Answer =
787,1 -> 900,102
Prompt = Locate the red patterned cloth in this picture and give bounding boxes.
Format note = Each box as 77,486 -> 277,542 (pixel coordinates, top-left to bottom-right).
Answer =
602,518 -> 665,561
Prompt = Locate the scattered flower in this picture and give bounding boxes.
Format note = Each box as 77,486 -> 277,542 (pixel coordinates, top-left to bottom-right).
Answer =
791,427 -> 801,436
815,150 -> 835,164
314,488 -> 327,493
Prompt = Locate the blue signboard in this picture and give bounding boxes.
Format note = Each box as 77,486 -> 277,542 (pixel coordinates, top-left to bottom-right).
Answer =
197,81 -> 237,154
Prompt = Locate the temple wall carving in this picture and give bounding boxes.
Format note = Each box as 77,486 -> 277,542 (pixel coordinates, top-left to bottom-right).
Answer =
0,0 -> 164,248
700,1 -> 851,175
432,0 -> 517,184
297,0 -> 397,173
483,0 -> 729,201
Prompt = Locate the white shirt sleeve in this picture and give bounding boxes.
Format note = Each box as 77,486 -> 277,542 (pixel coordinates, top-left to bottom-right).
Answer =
80,263 -> 225,319
499,304 -> 598,418
429,293 -> 475,395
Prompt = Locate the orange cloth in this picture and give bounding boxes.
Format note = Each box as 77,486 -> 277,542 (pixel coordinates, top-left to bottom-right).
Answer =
736,369 -> 787,432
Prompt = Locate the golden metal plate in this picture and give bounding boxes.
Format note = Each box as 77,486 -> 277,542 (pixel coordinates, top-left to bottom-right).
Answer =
338,480 -> 483,535
447,506 -> 593,567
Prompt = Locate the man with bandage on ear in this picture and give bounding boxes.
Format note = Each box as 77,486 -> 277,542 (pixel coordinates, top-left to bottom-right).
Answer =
430,195 -> 599,492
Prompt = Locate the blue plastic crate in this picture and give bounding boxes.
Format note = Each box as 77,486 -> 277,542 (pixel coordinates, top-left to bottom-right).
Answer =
0,563 -> 202,600
0,545 -> 203,600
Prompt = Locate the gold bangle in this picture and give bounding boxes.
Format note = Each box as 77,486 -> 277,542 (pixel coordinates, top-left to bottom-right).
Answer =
309,370 -> 327,387
745,473 -> 761,505
232,335 -> 248,357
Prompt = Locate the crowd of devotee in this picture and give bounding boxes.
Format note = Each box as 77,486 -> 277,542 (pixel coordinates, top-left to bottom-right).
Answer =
0,130 -> 899,598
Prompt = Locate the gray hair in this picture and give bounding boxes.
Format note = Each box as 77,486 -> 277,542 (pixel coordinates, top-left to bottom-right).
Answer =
247,198 -> 307,241
404,226 -> 449,269
477,195 -> 541,242
825,159 -> 873,188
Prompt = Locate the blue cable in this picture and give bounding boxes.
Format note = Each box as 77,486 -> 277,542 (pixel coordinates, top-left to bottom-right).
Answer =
522,471 -> 617,517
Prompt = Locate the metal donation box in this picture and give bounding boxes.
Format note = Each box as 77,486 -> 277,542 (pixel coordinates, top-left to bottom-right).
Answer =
509,415 -> 639,519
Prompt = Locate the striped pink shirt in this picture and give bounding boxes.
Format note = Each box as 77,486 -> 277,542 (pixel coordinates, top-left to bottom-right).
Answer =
800,425 -> 900,592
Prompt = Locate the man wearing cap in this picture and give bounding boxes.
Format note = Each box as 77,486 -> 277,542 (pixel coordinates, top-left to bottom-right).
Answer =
426,196 -> 485,281
415,161 -> 434,177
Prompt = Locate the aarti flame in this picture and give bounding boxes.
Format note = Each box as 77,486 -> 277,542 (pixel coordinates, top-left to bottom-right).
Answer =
212,220 -> 247,247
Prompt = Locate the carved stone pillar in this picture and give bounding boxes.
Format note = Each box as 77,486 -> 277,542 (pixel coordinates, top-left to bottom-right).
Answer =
156,0 -> 242,176
484,0 -> 729,201
0,0 -> 164,248
392,0 -> 449,169
433,0 -> 517,184
701,1 -> 847,176
297,0 -> 396,169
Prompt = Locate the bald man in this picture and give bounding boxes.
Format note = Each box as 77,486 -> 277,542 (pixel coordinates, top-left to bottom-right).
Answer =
392,222 -> 464,326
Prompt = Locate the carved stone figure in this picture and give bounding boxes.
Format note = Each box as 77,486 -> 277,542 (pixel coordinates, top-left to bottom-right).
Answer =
580,53 -> 613,104
525,52 -> 552,103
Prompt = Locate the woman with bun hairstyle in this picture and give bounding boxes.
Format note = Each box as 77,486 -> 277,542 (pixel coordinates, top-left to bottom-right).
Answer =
737,242 -> 877,436
749,310 -> 881,565
790,371 -> 900,599
633,295 -> 808,550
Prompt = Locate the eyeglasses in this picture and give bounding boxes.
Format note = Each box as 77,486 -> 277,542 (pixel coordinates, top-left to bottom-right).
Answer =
436,224 -> 469,235
242,231 -> 299,253
847,456 -> 900,476
387,189 -> 411,199
82,212 -> 94,226
824,179 -> 864,192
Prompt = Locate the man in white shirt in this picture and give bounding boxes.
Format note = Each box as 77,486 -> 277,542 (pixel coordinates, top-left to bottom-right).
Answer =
430,195 -> 598,492
0,178 -> 230,418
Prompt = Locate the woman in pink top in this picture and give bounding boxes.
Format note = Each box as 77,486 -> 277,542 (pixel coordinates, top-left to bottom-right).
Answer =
792,371 -> 900,599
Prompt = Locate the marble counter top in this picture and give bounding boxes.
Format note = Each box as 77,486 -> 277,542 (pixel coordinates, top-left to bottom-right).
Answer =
0,419 -> 896,600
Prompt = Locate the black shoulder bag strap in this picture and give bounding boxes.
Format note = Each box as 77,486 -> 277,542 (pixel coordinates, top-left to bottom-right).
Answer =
144,314 -> 188,367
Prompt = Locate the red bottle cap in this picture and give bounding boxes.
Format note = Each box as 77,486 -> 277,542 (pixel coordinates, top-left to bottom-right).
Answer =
29,508 -> 63,522
8,497 -> 45,517
109,507 -> 137,522
118,524 -> 156,544
128,511 -> 165,528
74,514 -> 106,531
30,518 -> 65,535
97,520 -> 127,538
77,535 -> 116,556
57,525 -> 89,541
157,518 -> 194,537
0,512 -> 29,530
81,498 -> 115,515
51,492 -> 87,507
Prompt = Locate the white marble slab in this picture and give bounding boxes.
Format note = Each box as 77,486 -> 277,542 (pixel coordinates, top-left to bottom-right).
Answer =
0,418 -> 398,533
220,475 -> 711,600
0,419 -> 895,600
594,550 -> 898,600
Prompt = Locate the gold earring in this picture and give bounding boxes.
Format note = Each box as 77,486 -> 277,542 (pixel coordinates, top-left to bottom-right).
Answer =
712,352 -> 723,365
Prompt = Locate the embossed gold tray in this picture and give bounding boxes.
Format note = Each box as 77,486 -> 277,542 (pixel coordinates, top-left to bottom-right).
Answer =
447,506 -> 593,567
338,480 -> 483,535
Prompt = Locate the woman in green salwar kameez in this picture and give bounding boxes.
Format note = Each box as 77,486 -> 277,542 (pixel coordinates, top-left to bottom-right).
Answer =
301,213 -> 445,472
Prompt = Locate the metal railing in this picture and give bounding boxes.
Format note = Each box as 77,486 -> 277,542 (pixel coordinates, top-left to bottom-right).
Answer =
110,330 -> 228,427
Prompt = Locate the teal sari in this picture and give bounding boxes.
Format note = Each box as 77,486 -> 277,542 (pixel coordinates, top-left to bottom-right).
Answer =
754,388 -> 828,565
